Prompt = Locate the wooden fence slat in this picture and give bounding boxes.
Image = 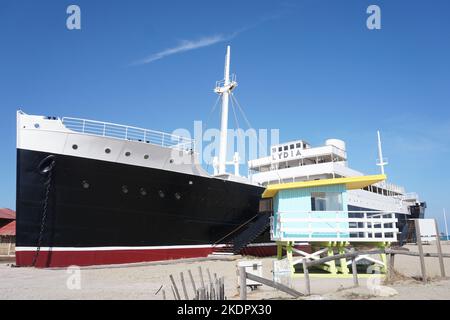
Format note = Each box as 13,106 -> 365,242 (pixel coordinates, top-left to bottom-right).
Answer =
302,259 -> 311,296
245,272 -> 303,297
386,253 -> 393,282
171,285 -> 177,300
207,268 -> 213,284
415,219 -> 427,283
187,269 -> 197,297
386,249 -> 450,258
351,249 -> 359,287
180,272 -> 189,300
239,266 -> 247,300
434,219 -> 446,278
169,274 -> 181,300
198,266 -> 205,289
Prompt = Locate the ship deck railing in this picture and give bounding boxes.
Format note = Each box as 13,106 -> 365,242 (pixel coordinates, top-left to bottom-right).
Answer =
62,117 -> 195,151
271,210 -> 398,242
398,192 -> 419,201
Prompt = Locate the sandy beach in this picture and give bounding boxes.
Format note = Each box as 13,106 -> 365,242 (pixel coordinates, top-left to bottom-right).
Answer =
0,242 -> 449,300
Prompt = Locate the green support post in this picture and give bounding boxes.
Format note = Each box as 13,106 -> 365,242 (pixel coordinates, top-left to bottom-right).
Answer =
338,243 -> 349,275
277,241 -> 283,260
326,244 -> 337,275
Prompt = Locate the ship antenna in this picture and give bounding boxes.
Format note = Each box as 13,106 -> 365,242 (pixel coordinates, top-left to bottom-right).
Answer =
376,130 -> 388,175
214,45 -> 238,175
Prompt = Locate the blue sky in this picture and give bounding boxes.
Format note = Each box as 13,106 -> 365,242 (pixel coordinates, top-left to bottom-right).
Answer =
1,0 -> 449,231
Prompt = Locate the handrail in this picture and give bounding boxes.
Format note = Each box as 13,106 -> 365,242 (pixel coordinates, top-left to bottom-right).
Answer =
61,117 -> 195,151
213,213 -> 265,246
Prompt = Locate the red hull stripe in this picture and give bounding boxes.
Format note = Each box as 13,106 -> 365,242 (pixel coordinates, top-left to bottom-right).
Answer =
15,244 -> 289,268
16,247 -> 217,268
15,244 -> 311,268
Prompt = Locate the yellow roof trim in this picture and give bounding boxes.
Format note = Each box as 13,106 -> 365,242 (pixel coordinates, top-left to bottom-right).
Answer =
262,174 -> 387,198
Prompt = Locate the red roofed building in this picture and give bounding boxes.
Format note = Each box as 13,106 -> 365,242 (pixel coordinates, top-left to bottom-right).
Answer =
0,220 -> 16,236
0,208 -> 15,221
0,208 -> 16,256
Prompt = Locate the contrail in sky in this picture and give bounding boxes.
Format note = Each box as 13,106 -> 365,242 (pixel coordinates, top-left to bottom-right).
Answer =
132,14 -> 283,65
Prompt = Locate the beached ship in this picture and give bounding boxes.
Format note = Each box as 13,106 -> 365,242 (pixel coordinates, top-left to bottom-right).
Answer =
15,46 -> 425,267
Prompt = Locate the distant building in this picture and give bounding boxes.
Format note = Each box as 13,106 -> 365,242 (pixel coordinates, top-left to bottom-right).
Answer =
0,208 -> 16,256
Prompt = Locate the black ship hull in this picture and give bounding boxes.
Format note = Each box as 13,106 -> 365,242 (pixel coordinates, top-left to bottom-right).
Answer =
16,149 -> 268,267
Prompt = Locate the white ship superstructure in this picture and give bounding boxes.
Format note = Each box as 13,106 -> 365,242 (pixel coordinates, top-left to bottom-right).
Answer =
248,138 -> 421,215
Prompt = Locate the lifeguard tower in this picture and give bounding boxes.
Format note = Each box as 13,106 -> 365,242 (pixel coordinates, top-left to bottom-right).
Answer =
264,174 -> 398,277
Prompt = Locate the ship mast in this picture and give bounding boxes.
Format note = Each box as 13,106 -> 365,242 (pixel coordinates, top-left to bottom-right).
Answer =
376,130 -> 388,175
215,46 -> 237,175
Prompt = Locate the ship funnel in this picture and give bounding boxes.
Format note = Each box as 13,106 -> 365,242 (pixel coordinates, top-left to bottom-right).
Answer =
325,139 -> 346,151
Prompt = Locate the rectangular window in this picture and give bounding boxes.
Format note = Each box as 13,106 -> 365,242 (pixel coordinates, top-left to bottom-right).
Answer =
311,192 -> 343,211
284,145 -> 288,151
272,147 -> 277,153
278,147 -> 282,152
290,144 -> 294,149
296,143 -> 301,148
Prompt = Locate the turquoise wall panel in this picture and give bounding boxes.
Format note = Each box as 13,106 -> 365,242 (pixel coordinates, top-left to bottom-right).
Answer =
273,184 -> 350,240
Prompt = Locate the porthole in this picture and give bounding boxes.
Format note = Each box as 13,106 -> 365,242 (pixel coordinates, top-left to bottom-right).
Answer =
82,180 -> 90,189
140,187 -> 147,196
169,159 -> 174,164
158,190 -> 165,198
188,181 -> 193,185
122,185 -> 129,194
144,154 -> 149,160
105,148 -> 111,154
174,193 -> 181,200
34,123 -> 40,129
125,151 -> 131,157
72,144 -> 78,150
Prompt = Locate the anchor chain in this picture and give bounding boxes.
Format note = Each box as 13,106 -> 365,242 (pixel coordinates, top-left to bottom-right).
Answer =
31,156 -> 56,267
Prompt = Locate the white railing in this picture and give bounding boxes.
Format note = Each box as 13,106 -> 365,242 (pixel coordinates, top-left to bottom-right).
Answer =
62,117 -> 195,151
215,74 -> 237,90
399,192 -> 419,201
272,210 -> 398,242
